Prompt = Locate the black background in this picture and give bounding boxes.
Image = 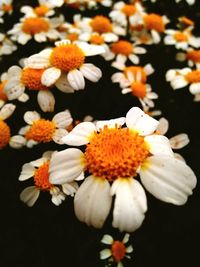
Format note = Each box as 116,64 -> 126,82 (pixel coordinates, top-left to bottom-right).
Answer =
1,1 -> 200,266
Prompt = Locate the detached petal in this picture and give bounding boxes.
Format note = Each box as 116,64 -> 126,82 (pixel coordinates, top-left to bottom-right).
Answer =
111,178 -> 147,232
74,175 -> 112,228
140,155 -> 197,205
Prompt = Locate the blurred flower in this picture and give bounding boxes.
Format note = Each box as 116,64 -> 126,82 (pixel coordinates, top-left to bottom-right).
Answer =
176,48 -> 200,68
0,33 -> 17,57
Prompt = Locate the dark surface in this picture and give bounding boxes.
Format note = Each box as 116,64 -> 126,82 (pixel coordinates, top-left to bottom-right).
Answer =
1,1 -> 200,266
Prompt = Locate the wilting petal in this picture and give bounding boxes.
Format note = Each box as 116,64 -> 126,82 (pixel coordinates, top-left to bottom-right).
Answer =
140,155 -> 197,205
111,178 -> 147,232
74,175 -> 112,228
20,186 -> 40,207
169,134 -> 189,149
37,90 -> 55,112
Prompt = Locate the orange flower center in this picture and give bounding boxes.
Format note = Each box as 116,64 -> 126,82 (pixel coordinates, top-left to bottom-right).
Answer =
90,34 -> 104,45
185,70 -> 200,83
179,16 -> 194,26
111,40 -> 133,56
121,4 -> 136,16
34,5 -> 49,16
90,16 -> 113,33
186,50 -> 200,63
174,32 -> 188,42
66,33 -> 79,42
0,120 -> 10,149
85,127 -> 149,181
131,82 -> 147,98
111,241 -> 126,262
0,81 -> 8,101
50,44 -> 85,72
144,14 -> 165,32
22,17 -> 49,35
124,66 -> 147,83
21,68 -> 49,90
34,161 -> 53,191
2,4 -> 13,12
25,119 -> 56,143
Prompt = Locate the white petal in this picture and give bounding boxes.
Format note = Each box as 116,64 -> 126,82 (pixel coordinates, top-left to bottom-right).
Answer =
67,69 -> 85,90
41,67 -> 61,87
62,122 -> 96,146
169,134 -> 189,149
24,111 -> 40,125
145,135 -> 174,157
18,163 -> 35,181
100,249 -> 112,260
144,64 -> 154,76
101,234 -> 114,245
18,93 -> 29,102
62,181 -> 79,196
52,129 -> 68,144
55,74 -> 75,93
96,117 -> 126,131
157,117 -> 169,135
26,53 -> 50,69
20,186 -> 40,207
111,178 -> 147,232
0,103 -> 15,120
50,188 -> 65,206
80,64 -> 102,82
171,76 -> 188,90
7,65 -> 22,77
4,80 -> 25,100
52,109 -> 73,128
74,175 -> 112,228
9,135 -> 26,149
37,90 -> 55,112
140,155 -> 197,205
75,41 -> 105,56
126,107 -> 159,136
189,83 -> 200,95
49,148 -> 85,184
128,54 -> 139,64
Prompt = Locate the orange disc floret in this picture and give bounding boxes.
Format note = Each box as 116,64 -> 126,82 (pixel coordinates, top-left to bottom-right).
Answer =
50,44 -> 85,72
25,119 -> 56,143
179,16 -> 194,27
34,161 -> 53,191
22,17 -> 49,35
85,127 -> 149,181
124,66 -> 147,83
0,120 -> 11,149
2,4 -> 13,12
111,241 -> 126,263
21,68 -> 49,90
90,16 -> 112,34
111,40 -> 133,56
121,4 -> 136,16
185,70 -> 200,83
34,5 -> 49,16
66,33 -> 79,42
143,13 -> 165,32
90,34 -> 104,45
0,81 -> 8,101
186,50 -> 200,63
131,82 -> 147,98
174,32 -> 188,42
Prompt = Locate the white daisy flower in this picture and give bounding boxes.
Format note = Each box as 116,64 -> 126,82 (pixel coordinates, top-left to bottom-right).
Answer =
25,40 -> 105,92
65,0 -> 112,9
164,28 -> 200,50
0,0 -> 13,23
166,67 -> 200,100
8,15 -> 64,45
100,233 -> 133,266
19,109 -> 73,146
49,106 -> 196,232
176,48 -> 200,68
19,151 -> 78,207
0,33 -> 17,57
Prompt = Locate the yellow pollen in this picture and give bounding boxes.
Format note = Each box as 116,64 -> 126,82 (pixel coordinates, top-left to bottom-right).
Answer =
90,34 -> 104,45
121,4 -> 136,16
90,16 -> 113,34
0,80 -> 8,101
144,13 -> 165,32
111,40 -> 133,56
66,33 -> 79,42
0,120 -> 11,149
186,50 -> 200,63
22,17 -> 49,35
85,127 -> 149,181
25,119 -> 56,143
50,44 -> 85,72
21,68 -> 49,90
34,5 -> 49,16
174,32 -> 188,42
185,70 -> 200,83
131,82 -> 147,98
2,4 -> 13,12
34,161 -> 53,191
124,66 -> 147,83
111,241 -> 126,263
